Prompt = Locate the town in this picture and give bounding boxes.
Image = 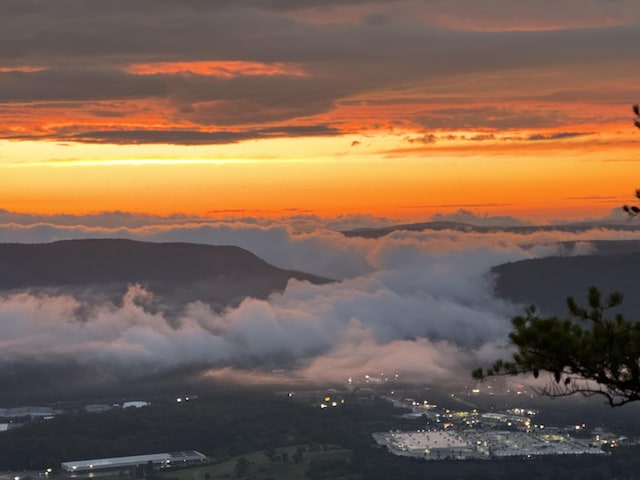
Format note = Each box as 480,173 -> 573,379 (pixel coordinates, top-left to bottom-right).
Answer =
0,375 -> 637,478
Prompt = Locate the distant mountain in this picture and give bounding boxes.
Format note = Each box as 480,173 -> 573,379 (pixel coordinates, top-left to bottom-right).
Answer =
342,221 -> 477,238
342,221 -> 640,238
492,240 -> 640,318
0,239 -> 330,309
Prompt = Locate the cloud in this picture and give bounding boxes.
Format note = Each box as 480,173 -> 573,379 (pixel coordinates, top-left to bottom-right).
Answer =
0,237 -> 519,385
0,211 -> 638,279
429,209 -> 531,227
527,131 -> 592,141
0,209 -> 209,229
413,106 -> 568,130
1,4 -> 637,78
294,329 -> 508,386
0,66 -> 353,135
0,1 -> 639,144
470,133 -> 496,141
282,0 -> 640,30
404,134 -> 437,144
402,133 -> 498,145
125,60 -> 307,77
7,125 -> 341,145
1,212 -> 639,392
0,68 -> 168,102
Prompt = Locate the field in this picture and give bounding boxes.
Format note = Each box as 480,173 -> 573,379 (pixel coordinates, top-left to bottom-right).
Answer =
160,444 -> 355,480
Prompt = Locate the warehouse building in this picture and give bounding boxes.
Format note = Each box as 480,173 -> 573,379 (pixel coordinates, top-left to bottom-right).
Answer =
374,430 -> 476,459
61,451 -> 207,474
0,406 -> 58,419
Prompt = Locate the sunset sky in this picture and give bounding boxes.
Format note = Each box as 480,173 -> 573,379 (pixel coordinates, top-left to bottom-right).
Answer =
2,0 -> 640,222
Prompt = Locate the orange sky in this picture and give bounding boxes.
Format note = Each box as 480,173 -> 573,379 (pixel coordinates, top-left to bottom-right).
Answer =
1,1 -> 639,223
2,131 -> 636,222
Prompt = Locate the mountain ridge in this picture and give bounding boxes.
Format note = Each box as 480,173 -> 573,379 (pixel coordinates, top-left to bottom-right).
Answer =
492,248 -> 640,318
342,221 -> 640,238
0,239 -> 330,309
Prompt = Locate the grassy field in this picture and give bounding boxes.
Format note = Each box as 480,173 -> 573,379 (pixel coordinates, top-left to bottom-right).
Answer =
161,444 -> 357,480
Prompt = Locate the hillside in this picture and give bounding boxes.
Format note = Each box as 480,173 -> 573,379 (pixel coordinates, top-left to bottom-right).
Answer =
0,239 -> 330,309
492,241 -> 640,318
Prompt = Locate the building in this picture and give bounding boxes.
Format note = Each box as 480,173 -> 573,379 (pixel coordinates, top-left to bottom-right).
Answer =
84,404 -> 112,414
0,406 -> 58,419
61,451 -> 208,473
374,431 -> 476,459
122,401 -> 150,409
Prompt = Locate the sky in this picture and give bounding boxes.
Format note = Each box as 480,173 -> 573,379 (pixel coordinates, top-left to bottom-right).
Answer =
1,0 -> 640,222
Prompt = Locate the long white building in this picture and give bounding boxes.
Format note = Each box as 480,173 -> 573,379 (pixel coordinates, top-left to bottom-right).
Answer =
374,430 -> 476,459
0,406 -> 57,418
61,451 -> 207,473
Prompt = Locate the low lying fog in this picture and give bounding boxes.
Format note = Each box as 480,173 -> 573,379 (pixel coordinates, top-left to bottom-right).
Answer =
0,211 -> 636,389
